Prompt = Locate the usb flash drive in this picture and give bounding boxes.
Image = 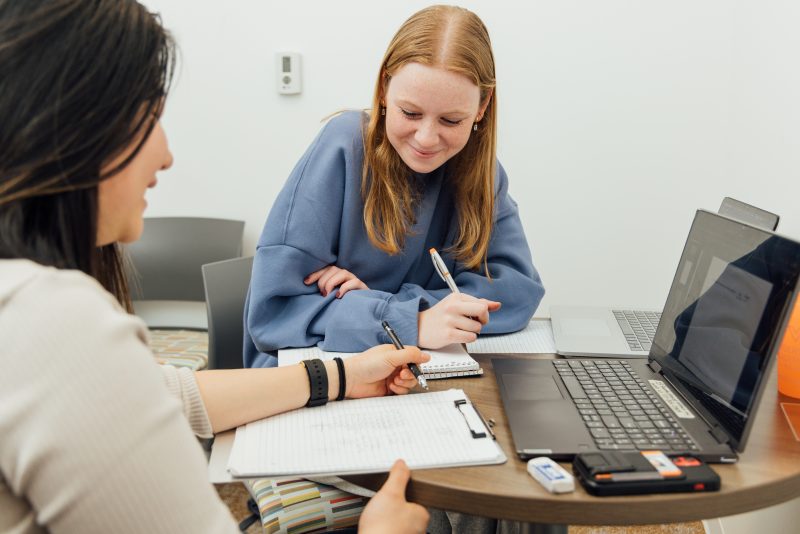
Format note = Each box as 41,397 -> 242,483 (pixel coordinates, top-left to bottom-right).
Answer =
527,457 -> 575,494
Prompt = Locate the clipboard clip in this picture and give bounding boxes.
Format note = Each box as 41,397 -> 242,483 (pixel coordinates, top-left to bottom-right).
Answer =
455,399 -> 496,440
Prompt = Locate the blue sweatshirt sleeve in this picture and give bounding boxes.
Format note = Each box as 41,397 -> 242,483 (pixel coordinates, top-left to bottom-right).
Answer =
386,162 -> 545,334
244,113 -> 425,366
246,245 -> 423,355
453,162 -> 544,332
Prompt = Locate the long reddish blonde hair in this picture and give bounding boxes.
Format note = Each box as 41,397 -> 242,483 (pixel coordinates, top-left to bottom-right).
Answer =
362,5 -> 497,272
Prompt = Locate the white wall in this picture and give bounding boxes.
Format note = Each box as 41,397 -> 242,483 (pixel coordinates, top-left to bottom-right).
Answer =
141,0 -> 800,317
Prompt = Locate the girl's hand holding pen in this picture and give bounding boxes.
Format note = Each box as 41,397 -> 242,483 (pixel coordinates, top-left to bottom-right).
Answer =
417,293 -> 501,349
346,344 -> 431,398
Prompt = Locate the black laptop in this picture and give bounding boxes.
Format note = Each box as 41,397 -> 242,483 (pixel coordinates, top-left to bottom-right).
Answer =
495,209 -> 800,463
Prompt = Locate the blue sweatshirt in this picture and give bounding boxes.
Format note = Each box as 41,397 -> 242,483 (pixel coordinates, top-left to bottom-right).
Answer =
244,111 -> 544,367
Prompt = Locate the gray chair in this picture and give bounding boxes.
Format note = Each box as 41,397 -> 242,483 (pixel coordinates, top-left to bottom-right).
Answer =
202,256 -> 253,369
127,217 -> 245,330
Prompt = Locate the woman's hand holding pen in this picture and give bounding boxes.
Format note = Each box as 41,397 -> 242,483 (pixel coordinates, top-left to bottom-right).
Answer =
345,344 -> 431,398
417,293 -> 501,348
304,265 -> 368,298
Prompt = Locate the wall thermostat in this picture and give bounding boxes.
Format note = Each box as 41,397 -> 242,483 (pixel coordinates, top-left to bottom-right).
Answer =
276,52 -> 301,95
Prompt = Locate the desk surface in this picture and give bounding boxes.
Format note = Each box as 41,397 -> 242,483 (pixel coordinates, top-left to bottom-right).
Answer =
341,354 -> 800,525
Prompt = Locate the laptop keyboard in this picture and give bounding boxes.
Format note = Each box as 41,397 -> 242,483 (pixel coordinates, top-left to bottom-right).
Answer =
553,359 -> 699,452
613,309 -> 661,351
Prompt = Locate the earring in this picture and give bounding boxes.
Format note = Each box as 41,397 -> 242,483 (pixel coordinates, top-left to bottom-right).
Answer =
381,107 -> 386,116
473,122 -> 478,131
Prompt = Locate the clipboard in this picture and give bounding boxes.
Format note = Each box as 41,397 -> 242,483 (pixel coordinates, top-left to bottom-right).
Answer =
226,389 -> 506,478
455,399 -> 496,439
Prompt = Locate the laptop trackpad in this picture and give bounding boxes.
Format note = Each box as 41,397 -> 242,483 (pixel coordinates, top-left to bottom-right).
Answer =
561,317 -> 613,337
501,374 -> 565,401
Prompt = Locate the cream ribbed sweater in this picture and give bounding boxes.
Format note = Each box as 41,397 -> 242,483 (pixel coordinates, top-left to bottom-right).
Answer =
0,260 -> 238,533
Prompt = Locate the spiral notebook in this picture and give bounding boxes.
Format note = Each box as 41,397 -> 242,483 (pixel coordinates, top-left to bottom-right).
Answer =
278,343 -> 482,379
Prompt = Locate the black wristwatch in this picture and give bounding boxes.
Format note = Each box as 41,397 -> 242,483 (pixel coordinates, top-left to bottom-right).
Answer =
301,359 -> 329,407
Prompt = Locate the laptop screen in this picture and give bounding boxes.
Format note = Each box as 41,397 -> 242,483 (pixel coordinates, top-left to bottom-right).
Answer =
650,210 -> 800,450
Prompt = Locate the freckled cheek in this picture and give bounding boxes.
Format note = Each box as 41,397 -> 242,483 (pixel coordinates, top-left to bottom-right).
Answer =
386,117 -> 416,139
387,131 -> 412,157
442,130 -> 469,153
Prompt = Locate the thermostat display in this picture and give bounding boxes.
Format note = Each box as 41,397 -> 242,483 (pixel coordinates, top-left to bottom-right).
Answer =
277,52 -> 301,95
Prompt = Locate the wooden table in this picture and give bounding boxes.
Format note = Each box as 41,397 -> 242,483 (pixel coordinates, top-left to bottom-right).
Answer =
343,354 -> 800,526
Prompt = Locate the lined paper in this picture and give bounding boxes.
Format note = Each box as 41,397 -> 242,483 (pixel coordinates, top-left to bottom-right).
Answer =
227,389 -> 505,477
466,319 -> 556,354
278,347 -> 359,365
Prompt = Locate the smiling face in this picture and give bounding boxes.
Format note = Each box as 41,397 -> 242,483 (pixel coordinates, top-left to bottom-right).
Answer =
96,121 -> 173,246
384,62 -> 486,174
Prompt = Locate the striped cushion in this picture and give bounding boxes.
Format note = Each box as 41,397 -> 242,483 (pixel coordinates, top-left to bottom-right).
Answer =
247,477 -> 366,534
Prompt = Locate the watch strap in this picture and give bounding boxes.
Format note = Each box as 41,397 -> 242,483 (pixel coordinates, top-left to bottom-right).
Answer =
302,359 -> 328,407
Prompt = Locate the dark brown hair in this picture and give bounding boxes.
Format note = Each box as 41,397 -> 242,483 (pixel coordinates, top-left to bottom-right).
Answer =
0,0 -> 175,309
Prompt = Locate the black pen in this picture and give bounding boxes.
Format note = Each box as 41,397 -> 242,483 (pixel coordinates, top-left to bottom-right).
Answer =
381,320 -> 428,390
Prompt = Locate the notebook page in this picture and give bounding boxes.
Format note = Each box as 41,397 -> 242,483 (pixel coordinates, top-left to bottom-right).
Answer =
227,389 -> 504,477
466,319 -> 556,354
278,347 -> 359,366
278,344 -> 478,372
418,344 -> 478,372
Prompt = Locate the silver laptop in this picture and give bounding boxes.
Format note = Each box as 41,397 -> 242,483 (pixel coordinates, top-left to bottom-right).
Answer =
551,306 -> 659,358
552,198 -> 781,358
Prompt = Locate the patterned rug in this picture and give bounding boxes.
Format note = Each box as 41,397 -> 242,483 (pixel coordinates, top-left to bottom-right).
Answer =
148,328 -> 208,370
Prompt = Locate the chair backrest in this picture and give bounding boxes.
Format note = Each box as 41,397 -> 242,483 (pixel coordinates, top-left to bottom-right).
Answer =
128,217 -> 245,301
202,256 -> 254,369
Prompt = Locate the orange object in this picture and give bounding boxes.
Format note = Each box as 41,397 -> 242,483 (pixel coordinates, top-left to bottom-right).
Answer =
673,456 -> 702,467
777,299 -> 800,399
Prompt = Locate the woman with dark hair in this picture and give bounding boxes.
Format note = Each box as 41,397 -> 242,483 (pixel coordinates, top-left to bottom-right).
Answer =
0,1 -> 430,532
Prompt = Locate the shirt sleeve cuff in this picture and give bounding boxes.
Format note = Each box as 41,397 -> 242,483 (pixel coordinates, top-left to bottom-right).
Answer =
160,365 -> 214,439
380,295 -> 426,346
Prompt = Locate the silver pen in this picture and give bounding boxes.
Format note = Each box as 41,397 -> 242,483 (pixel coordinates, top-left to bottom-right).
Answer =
429,248 -> 460,294
430,247 -> 480,322
381,320 -> 428,390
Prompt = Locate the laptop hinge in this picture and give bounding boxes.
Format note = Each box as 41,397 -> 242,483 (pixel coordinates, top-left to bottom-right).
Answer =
647,360 -> 662,374
709,425 -> 729,444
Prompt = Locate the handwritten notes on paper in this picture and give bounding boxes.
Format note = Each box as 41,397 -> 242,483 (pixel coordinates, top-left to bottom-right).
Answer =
227,389 -> 505,477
